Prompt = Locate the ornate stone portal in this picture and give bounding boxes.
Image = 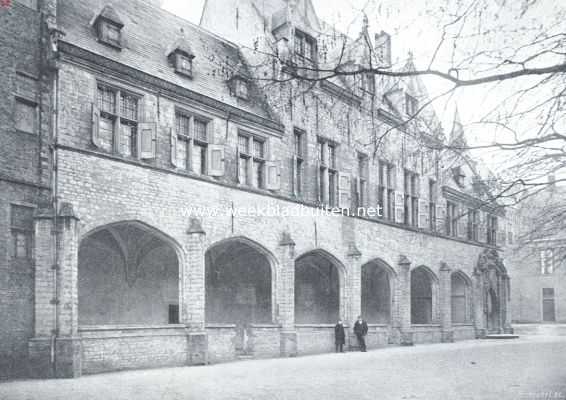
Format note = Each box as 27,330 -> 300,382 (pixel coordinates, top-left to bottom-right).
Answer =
473,249 -> 513,336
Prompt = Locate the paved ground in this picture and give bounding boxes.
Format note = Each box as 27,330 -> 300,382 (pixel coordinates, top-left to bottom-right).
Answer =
1,336 -> 566,400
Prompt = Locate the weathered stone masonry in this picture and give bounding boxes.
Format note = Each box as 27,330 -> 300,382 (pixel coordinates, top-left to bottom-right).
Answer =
0,0 -> 513,379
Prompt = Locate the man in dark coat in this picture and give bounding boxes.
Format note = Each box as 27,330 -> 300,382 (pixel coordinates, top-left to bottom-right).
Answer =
353,315 -> 368,352
334,319 -> 345,352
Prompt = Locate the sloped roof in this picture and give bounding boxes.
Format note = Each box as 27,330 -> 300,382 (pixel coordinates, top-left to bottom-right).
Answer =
59,0 -> 274,121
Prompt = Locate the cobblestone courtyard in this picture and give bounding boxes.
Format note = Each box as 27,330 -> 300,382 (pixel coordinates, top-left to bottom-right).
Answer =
1,336 -> 565,400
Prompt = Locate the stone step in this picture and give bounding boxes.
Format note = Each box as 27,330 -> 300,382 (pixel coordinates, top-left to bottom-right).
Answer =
483,334 -> 519,339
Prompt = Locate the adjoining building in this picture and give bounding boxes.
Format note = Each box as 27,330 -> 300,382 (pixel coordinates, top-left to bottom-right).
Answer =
0,0 -> 512,379
507,180 -> 566,325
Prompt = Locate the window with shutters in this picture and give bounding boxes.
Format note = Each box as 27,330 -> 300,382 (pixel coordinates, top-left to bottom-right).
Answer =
487,215 -> 498,245
446,201 -> 458,237
11,205 -> 34,260
15,98 -> 37,135
404,169 -> 419,226
96,84 -> 140,157
175,112 -> 209,174
293,129 -> 305,197
429,180 -> 437,231
378,160 -> 395,221
238,133 -> 265,189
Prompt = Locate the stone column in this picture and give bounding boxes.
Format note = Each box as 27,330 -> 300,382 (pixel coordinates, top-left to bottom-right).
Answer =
184,218 -> 208,365
53,203 -> 81,378
346,243 -> 362,350
396,255 -> 413,346
472,269 -> 486,338
502,274 -> 514,334
439,263 -> 453,343
29,207 -> 56,378
277,232 -> 297,357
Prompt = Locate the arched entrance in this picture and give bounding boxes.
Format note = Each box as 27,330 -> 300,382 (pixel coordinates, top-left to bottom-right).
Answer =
295,250 -> 342,324
487,288 -> 499,332
361,259 -> 395,324
411,266 -> 438,324
78,221 -> 180,326
205,238 -> 273,325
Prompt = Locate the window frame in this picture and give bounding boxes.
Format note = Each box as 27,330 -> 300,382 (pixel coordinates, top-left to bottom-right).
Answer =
10,204 -> 34,260
238,131 -> 266,189
97,83 -> 141,157
97,19 -> 123,49
293,128 -> 305,197
175,111 -> 210,175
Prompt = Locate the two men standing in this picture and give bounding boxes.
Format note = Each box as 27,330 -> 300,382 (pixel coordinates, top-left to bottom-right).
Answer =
335,315 -> 368,352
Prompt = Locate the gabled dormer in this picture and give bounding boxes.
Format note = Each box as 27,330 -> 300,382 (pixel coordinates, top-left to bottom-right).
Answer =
92,4 -> 124,49
167,32 -> 195,78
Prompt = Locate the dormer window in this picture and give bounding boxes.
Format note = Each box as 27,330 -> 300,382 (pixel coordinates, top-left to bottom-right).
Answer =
228,67 -> 250,101
295,30 -> 316,61
93,5 -> 124,49
234,78 -> 249,100
167,35 -> 195,78
174,53 -> 193,77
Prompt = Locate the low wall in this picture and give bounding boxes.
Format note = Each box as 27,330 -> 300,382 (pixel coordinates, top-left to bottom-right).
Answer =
206,325 -> 237,363
412,325 -> 442,343
296,325 -> 335,354
512,323 -> 566,336
453,324 -> 476,341
79,325 -> 187,374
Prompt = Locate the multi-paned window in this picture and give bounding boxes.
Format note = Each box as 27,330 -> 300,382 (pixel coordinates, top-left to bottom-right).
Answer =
467,209 -> 479,241
541,249 -> 554,275
487,215 -> 498,245
378,160 -> 395,220
429,180 -> 437,231
293,129 -> 305,197
446,201 -> 458,237
11,205 -> 34,260
175,112 -> 209,174
238,133 -> 265,188
317,137 -> 338,206
404,169 -> 419,226
294,30 -> 316,61
96,84 -> 140,156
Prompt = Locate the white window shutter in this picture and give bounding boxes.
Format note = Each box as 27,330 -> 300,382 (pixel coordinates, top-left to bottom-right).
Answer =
436,202 -> 446,233
394,191 -> 405,223
338,172 -> 351,209
170,127 -> 178,167
139,122 -> 157,159
265,161 -> 280,191
418,199 -> 429,229
91,103 -> 101,148
478,212 -> 487,243
355,177 -> 361,208
236,146 -> 241,183
208,144 -> 225,177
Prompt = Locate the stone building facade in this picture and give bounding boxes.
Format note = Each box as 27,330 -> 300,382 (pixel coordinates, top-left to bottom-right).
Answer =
507,184 -> 566,324
0,0 -> 512,379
